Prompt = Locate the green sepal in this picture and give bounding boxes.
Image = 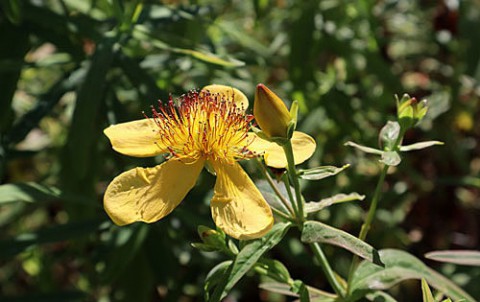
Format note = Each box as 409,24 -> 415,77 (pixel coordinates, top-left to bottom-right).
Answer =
252,126 -> 290,146
197,225 -> 227,252
289,100 -> 299,128
191,242 -> 218,252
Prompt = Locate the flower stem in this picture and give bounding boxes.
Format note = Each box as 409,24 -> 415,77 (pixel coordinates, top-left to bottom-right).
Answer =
282,173 -> 300,219
347,128 -> 406,289
255,158 -> 295,216
311,242 -> 346,297
281,140 -> 344,298
283,140 -> 305,222
358,164 -> 389,241
346,164 -> 388,289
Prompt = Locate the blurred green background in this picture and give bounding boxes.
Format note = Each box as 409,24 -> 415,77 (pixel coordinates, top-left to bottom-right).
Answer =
1,0 -> 479,301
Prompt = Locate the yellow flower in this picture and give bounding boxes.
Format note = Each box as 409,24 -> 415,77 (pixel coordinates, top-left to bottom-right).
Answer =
103,85 -> 315,240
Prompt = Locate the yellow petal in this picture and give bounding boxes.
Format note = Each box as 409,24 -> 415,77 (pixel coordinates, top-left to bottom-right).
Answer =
210,162 -> 273,240
104,119 -> 167,157
248,131 -> 316,169
104,159 -> 204,225
201,84 -> 249,110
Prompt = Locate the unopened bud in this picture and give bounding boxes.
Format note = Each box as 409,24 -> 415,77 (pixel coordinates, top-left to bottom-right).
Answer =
197,225 -> 226,251
254,84 -> 292,138
396,94 -> 428,129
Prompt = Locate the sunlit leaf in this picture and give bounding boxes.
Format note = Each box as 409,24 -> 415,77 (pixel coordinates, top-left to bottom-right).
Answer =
255,258 -> 291,283
259,282 -> 337,301
305,193 -> 365,214
204,261 -> 232,301
422,278 -> 435,302
348,249 -> 474,301
379,121 -> 400,150
400,141 -> 444,152
209,222 -> 291,302
301,221 -> 383,266
299,164 -> 350,180
132,25 -> 245,67
365,291 -> 398,302
345,141 -> 383,155
0,182 -> 98,207
425,250 -> 480,266
380,151 -> 401,166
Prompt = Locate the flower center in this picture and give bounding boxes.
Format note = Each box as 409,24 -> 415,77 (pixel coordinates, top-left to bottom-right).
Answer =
150,90 -> 257,164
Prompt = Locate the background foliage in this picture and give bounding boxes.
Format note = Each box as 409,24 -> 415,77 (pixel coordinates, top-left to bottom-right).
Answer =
1,0 -> 479,301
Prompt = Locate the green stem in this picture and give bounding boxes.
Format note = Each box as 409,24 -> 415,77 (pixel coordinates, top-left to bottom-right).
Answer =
283,140 -> 305,222
255,158 -> 294,216
358,165 -> 389,241
271,206 -> 295,222
347,127 -> 407,289
311,242 -> 346,297
281,139 -> 344,297
282,173 -> 300,219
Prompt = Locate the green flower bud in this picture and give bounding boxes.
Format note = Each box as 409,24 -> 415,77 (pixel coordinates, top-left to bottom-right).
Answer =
396,94 -> 428,129
254,84 -> 293,138
197,225 -> 226,251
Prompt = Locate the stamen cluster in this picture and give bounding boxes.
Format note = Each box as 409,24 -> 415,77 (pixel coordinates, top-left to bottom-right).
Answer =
149,90 -> 257,164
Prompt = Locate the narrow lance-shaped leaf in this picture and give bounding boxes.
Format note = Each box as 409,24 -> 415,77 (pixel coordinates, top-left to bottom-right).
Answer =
259,282 -> 337,301
299,164 -> 350,180
61,36 -> 115,199
422,278 -> 435,302
132,25 -> 244,67
424,250 -> 480,266
400,141 -> 444,152
301,221 -> 383,266
204,261 -> 233,301
0,182 -> 98,206
345,141 -> 383,155
348,249 -> 474,302
305,193 -> 365,214
209,222 -> 291,302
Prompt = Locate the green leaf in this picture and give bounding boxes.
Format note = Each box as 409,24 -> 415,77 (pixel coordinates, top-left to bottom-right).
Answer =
204,261 -> 232,301
345,141 -> 383,155
7,71 -> 75,145
299,164 -> 350,180
365,291 -> 398,302
348,249 -> 474,302
255,258 -> 291,283
293,280 -> 310,302
425,250 -> 480,266
0,218 -> 107,259
132,25 -> 244,67
0,182 -> 98,207
380,151 -> 401,166
0,0 -> 23,24
0,182 -> 61,205
209,222 -> 291,302
301,221 -> 383,266
259,282 -> 337,301
61,36 -> 115,198
422,278 -> 435,302
305,193 -> 365,214
379,121 -> 400,150
256,180 -> 293,215
400,141 -> 444,152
